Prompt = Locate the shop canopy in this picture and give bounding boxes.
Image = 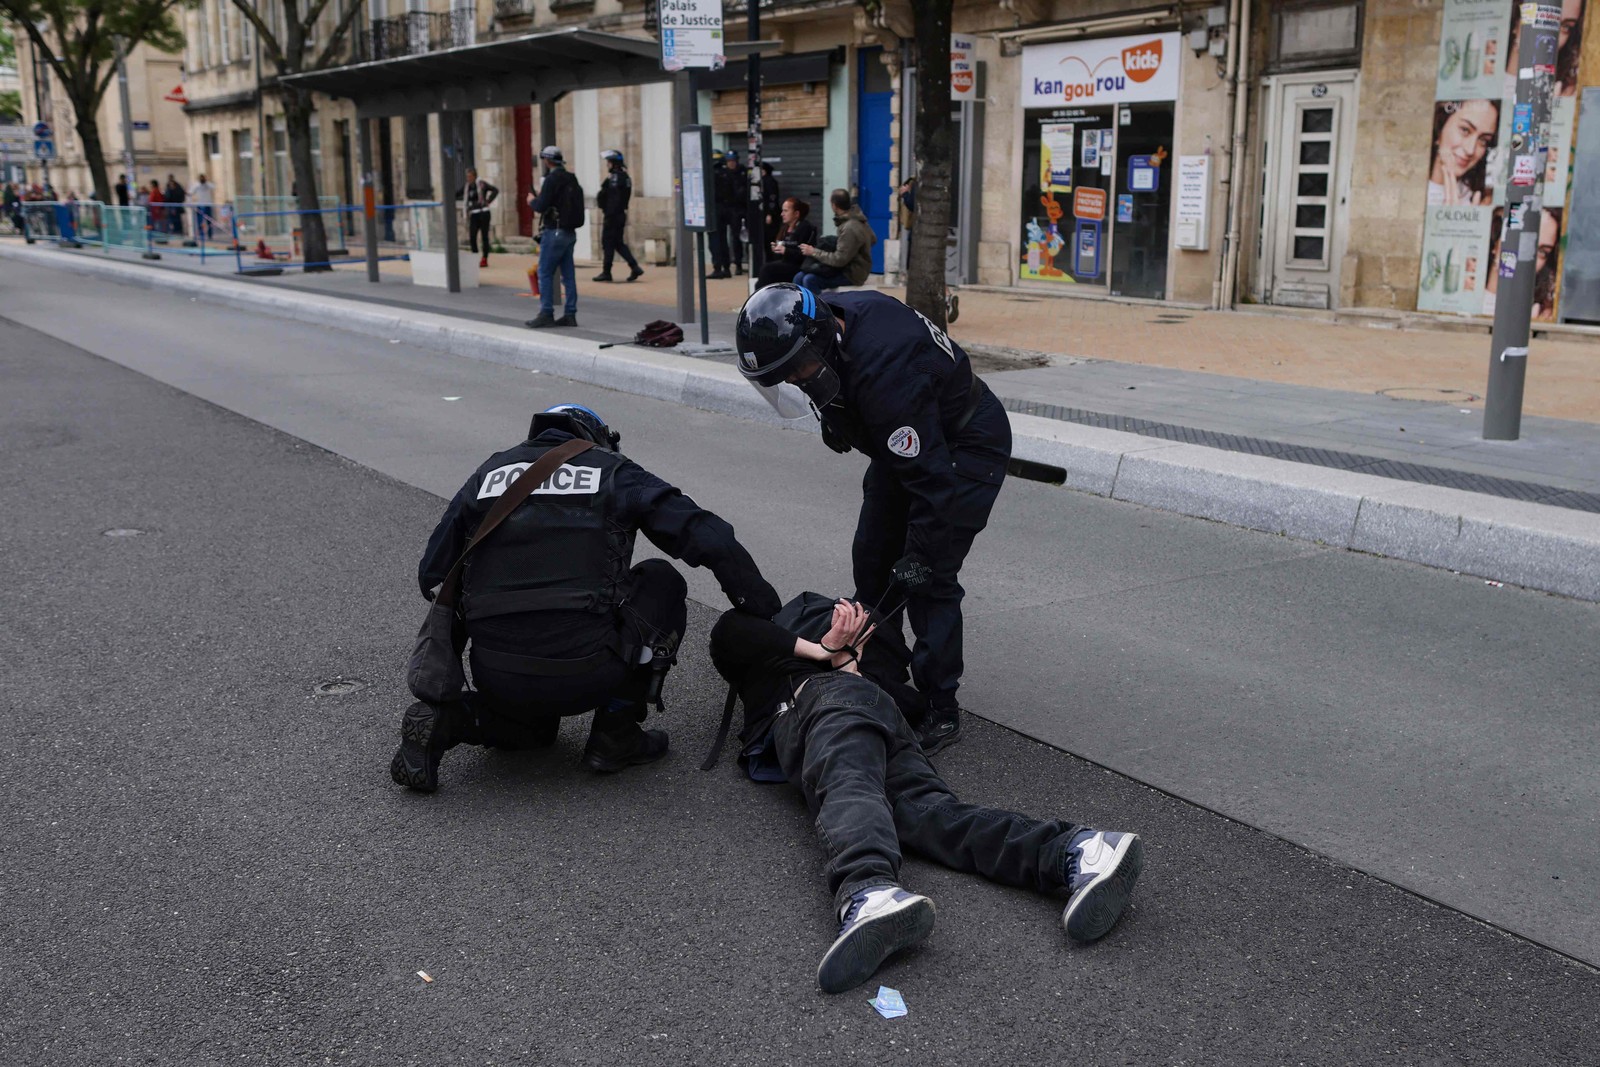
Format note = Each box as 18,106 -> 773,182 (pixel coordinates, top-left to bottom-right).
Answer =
279,27 -> 777,120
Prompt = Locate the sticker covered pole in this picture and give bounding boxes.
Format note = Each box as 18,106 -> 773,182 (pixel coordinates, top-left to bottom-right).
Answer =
1484,2 -> 1561,441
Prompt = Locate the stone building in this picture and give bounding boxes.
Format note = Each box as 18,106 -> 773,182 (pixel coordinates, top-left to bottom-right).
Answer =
10,32 -> 187,199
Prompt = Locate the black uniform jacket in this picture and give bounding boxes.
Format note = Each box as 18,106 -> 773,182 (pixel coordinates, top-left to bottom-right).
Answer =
596,169 -> 633,217
419,429 -> 778,615
821,291 -> 1011,566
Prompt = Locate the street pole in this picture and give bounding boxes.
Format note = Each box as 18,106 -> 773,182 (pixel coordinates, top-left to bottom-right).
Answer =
745,0 -> 764,292
114,36 -> 137,208
31,33 -> 51,188
1484,2 -> 1562,441
674,71 -> 696,325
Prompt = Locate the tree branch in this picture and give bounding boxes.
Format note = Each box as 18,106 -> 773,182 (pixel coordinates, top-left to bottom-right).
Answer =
229,0 -> 285,68
314,0 -> 367,70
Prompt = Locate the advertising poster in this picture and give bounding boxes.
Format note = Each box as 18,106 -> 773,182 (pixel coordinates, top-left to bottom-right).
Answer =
1420,204 -> 1494,314
1436,0 -> 1512,99
1041,123 -> 1075,192
1419,0 -> 1585,317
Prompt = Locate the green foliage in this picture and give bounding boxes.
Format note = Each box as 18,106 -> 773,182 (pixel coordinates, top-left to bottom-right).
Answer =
0,90 -> 21,121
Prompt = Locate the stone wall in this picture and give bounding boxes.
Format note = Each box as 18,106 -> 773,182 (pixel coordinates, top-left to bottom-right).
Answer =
1342,0 -> 1443,310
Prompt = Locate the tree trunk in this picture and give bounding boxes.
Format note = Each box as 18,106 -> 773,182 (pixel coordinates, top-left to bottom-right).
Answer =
906,0 -> 954,331
283,89 -> 331,271
73,110 -> 113,204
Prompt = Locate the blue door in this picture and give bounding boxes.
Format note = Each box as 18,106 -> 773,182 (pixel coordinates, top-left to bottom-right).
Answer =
858,48 -> 893,275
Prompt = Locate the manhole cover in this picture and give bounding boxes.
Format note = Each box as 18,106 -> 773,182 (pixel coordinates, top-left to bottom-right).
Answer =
103,528 -> 145,537
313,678 -> 366,697
1378,387 -> 1481,404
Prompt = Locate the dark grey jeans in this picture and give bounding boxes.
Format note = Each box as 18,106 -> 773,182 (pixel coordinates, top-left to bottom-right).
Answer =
770,671 -> 1081,911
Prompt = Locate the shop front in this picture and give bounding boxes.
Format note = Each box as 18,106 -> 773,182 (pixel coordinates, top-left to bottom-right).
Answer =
1017,32 -> 1181,300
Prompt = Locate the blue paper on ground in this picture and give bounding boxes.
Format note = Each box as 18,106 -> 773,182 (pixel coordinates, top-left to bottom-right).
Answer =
869,986 -> 907,1018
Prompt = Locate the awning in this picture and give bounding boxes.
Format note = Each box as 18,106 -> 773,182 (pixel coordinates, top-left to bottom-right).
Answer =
279,27 -> 780,119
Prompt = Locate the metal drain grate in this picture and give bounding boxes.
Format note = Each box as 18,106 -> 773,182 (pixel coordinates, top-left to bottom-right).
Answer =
1000,397 -> 1600,514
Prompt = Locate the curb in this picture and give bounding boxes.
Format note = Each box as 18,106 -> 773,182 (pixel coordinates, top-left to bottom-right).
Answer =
6,242 -> 1599,602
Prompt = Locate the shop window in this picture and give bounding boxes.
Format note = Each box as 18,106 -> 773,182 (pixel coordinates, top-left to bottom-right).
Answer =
1269,1 -> 1362,72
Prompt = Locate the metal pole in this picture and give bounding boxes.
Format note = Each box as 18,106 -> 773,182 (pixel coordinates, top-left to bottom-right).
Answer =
1484,3 -> 1561,441
674,71 -> 696,324
745,0 -> 764,289
359,117 -> 379,282
114,37 -> 137,214
439,111 -> 460,293
32,34 -> 51,188
697,230 -> 710,345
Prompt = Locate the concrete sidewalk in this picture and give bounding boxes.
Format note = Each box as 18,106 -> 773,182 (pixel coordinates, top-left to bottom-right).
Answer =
5,240 -> 1599,600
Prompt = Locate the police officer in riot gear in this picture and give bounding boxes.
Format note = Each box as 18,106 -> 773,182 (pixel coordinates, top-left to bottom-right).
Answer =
734,285 -> 1012,755
391,403 -> 782,792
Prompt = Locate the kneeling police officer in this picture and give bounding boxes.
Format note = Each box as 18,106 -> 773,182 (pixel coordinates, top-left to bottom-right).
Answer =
391,403 -> 782,792
734,285 -> 1012,755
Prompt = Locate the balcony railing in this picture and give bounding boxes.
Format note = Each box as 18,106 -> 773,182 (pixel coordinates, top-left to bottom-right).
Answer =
360,11 -> 476,61
494,0 -> 534,21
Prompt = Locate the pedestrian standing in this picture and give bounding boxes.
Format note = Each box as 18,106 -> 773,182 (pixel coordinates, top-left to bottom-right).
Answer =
593,148 -> 644,283
188,173 -> 217,240
717,152 -> 747,276
164,174 -> 186,235
707,150 -> 731,278
524,145 -> 584,329
3,183 -> 22,234
145,180 -> 165,233
898,176 -> 917,254
459,166 -> 499,269
760,161 -> 782,246
114,174 -> 130,207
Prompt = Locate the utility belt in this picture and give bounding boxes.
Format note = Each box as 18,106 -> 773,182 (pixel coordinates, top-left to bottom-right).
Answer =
468,602 -> 681,709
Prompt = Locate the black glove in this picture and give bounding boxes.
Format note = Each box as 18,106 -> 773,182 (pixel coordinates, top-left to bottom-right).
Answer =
892,554 -> 933,591
819,419 -> 853,455
731,579 -> 782,619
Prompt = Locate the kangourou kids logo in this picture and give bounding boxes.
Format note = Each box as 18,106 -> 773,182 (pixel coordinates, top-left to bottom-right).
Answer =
1022,32 -> 1182,108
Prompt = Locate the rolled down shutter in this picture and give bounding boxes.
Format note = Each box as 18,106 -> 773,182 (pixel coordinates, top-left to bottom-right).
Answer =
756,129 -> 826,217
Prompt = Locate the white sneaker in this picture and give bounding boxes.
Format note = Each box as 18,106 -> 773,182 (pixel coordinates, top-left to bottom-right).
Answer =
1062,830 -> 1144,943
816,885 -> 935,994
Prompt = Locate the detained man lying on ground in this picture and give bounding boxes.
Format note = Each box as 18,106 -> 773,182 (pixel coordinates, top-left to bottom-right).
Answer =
709,595 -> 1145,994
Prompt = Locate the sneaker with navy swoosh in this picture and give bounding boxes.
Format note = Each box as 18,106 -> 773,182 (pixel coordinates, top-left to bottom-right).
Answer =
816,885 -> 935,994
1062,829 -> 1144,943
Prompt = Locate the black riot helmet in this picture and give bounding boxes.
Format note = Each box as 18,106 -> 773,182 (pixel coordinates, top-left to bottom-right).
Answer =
735,283 -> 843,413
529,403 -> 620,450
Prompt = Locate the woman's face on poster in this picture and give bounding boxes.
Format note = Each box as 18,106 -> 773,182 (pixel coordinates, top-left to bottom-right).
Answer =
1438,101 -> 1498,177
1538,211 -> 1560,273
1560,0 -> 1582,52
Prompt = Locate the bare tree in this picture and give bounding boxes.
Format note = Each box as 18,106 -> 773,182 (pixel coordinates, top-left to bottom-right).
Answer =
1,0 -> 186,202
230,0 -> 366,270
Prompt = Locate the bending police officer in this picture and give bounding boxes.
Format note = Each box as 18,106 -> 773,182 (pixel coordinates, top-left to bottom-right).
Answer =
391,404 -> 782,792
734,285 -> 1011,755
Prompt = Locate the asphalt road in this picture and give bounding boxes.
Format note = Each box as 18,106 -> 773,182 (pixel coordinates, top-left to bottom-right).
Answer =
2,271 -> 1598,1061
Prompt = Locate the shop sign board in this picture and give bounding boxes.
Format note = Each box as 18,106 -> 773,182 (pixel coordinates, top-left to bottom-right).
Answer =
1072,187 -> 1106,221
1021,33 -> 1182,108
951,35 -> 977,101
659,0 -> 725,71
1175,155 -> 1210,250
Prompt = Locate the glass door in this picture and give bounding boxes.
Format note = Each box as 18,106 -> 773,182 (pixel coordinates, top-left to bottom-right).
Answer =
1110,103 -> 1174,299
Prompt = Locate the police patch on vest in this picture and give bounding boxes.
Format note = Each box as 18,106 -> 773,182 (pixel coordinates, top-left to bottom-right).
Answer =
477,462 -> 602,499
887,426 -> 921,457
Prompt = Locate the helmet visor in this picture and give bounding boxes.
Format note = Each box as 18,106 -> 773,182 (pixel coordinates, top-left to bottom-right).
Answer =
789,358 -> 841,409
752,381 -> 814,421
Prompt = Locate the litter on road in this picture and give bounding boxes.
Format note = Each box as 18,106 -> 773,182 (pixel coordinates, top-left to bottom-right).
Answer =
417,970 -> 433,983
870,986 -> 907,1019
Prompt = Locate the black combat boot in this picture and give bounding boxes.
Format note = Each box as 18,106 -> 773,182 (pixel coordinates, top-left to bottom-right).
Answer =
582,703 -> 668,772
389,700 -> 466,793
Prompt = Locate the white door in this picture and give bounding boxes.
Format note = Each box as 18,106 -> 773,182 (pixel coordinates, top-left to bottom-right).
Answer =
1259,71 -> 1358,309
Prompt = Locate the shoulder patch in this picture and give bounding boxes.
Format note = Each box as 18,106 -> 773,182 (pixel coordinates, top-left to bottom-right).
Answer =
887,426 -> 921,458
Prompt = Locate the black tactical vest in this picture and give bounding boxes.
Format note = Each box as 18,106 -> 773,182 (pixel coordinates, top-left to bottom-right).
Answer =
461,444 -> 635,630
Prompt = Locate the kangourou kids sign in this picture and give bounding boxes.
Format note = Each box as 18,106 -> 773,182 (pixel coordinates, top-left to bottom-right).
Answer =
1021,33 -> 1182,107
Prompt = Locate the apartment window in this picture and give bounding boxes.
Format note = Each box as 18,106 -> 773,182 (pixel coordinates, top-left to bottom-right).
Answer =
272,116 -> 288,196
198,1 -> 212,67
241,7 -> 253,54
217,0 -> 232,62
1269,1 -> 1363,72
234,129 -> 256,199
203,131 -> 221,157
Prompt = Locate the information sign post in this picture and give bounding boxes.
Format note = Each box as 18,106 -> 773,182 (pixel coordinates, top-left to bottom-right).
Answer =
679,124 -> 718,345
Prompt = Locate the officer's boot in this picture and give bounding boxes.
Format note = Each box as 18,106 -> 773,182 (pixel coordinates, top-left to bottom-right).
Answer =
916,702 -> 963,757
389,699 -> 472,793
582,700 -> 668,773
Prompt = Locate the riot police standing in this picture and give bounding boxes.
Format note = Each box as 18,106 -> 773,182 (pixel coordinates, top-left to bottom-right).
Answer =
391,403 -> 782,792
593,149 -> 644,283
733,286 -> 1012,755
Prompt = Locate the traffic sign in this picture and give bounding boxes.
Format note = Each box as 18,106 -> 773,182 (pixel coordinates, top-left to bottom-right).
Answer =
34,139 -> 56,161
33,121 -> 52,138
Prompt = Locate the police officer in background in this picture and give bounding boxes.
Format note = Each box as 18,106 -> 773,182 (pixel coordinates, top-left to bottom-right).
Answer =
391,403 -> 782,792
593,149 -> 645,283
734,286 -> 1012,755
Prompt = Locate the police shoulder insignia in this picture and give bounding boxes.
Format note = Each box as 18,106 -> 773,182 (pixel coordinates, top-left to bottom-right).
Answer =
887,426 -> 921,458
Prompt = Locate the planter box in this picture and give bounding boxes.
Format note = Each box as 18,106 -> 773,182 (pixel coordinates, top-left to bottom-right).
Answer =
411,250 -> 479,288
